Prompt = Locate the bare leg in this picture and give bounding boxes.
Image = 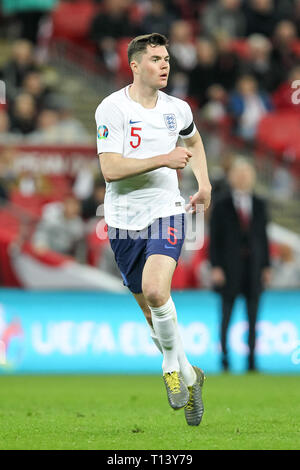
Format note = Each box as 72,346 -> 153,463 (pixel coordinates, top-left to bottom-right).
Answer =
141,254 -> 195,385
133,292 -> 153,327
142,254 -> 176,308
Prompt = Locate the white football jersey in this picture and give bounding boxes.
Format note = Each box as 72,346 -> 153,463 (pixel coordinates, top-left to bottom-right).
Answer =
95,84 -> 196,230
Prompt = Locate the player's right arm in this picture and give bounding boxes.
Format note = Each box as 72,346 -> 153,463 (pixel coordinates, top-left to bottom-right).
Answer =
95,99 -> 191,182
99,148 -> 192,182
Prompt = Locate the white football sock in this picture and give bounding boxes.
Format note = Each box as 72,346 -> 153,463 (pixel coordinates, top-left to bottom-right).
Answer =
148,298 -> 196,386
149,297 -> 179,374
149,325 -> 162,354
169,297 -> 196,387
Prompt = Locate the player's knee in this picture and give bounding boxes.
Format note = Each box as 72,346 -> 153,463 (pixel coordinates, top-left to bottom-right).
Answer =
143,284 -> 168,308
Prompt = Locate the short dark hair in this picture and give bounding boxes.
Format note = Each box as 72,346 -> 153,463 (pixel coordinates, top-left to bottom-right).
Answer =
127,33 -> 169,65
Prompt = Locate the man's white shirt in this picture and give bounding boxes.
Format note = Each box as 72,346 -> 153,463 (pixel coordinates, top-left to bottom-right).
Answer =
232,190 -> 252,218
95,84 -> 196,230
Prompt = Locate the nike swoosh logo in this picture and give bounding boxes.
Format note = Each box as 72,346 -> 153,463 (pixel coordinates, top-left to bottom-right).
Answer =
164,245 -> 176,249
129,120 -> 142,124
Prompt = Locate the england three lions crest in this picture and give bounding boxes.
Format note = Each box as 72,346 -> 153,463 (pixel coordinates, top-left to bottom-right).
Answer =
164,113 -> 177,131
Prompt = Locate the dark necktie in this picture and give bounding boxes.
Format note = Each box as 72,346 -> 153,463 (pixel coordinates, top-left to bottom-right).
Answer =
237,206 -> 250,230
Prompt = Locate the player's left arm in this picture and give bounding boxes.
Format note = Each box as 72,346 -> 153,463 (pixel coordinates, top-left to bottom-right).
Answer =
182,130 -> 212,212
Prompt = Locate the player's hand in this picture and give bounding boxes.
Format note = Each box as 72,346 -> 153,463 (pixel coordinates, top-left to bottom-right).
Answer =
165,146 -> 192,170
185,186 -> 211,213
211,267 -> 226,286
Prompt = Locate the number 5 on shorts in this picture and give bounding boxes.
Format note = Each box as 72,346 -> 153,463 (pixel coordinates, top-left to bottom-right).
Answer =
167,226 -> 178,245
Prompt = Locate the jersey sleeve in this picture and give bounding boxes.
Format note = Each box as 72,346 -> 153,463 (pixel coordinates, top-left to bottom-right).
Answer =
95,99 -> 124,155
179,101 -> 197,140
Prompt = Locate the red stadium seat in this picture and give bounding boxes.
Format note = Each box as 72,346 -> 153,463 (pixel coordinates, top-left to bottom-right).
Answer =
116,37 -> 133,79
0,209 -> 20,236
10,191 -> 47,218
171,261 -> 191,290
256,112 -> 300,155
86,221 -> 109,267
46,175 -> 72,201
0,227 -> 23,287
51,0 -> 97,49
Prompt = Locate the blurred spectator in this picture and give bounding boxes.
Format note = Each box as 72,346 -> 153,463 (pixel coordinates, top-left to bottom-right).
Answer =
89,0 -> 139,72
160,0 -> 185,18
209,158 -> 271,371
202,0 -> 246,38
0,159 -> 9,205
242,34 -> 278,92
22,71 -> 52,111
169,20 -> 197,73
188,38 -> 218,106
214,31 -> 241,91
0,39 -> 37,100
1,0 -> 58,43
228,74 -> 273,141
201,84 -> 227,124
167,19 -> 197,98
210,153 -> 234,202
57,103 -> 92,144
276,0 -> 295,20
73,162 -> 99,201
9,93 -> 37,135
167,71 -> 189,99
295,0 -> 300,36
270,20 -> 299,84
33,195 -> 85,259
271,160 -> 295,200
140,0 -> 176,37
81,178 -> 106,220
27,104 -> 92,144
25,108 -> 60,143
244,0 -> 280,37
0,110 -> 22,143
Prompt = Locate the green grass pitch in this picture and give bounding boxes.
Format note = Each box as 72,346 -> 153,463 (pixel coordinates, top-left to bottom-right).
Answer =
0,374 -> 299,450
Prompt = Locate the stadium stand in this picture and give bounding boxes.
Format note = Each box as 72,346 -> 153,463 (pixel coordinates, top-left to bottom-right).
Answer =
0,0 -> 299,289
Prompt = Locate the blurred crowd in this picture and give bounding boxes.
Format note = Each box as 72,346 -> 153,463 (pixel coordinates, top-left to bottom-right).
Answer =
1,0 -> 300,144
87,0 -> 300,143
0,38 -> 91,144
0,145 -> 113,266
1,143 -> 299,290
0,0 -> 299,289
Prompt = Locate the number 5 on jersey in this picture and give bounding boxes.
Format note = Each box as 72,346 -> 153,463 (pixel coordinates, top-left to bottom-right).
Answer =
130,127 -> 142,149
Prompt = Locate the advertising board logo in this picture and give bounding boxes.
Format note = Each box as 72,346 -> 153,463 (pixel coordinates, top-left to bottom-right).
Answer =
0,306 -> 24,370
291,340 -> 300,365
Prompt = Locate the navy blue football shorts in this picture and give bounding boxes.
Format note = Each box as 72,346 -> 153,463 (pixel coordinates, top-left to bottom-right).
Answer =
108,214 -> 186,294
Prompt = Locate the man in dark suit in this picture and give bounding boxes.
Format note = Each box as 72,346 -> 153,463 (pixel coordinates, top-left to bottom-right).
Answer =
209,158 -> 271,372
